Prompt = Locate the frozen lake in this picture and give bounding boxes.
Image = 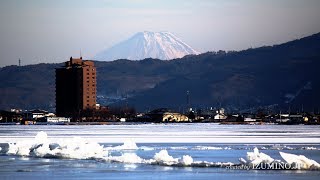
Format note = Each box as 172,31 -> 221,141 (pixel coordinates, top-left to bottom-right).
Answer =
1,123 -> 320,143
0,124 -> 319,179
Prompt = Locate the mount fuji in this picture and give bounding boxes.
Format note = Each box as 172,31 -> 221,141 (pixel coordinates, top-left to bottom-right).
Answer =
94,31 -> 199,61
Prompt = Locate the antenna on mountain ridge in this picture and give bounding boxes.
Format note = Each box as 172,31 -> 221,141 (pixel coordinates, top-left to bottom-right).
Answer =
187,90 -> 190,110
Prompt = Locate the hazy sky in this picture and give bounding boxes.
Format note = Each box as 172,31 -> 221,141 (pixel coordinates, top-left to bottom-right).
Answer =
0,0 -> 320,67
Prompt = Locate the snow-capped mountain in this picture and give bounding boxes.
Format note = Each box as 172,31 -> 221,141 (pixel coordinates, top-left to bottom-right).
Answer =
94,31 -> 199,61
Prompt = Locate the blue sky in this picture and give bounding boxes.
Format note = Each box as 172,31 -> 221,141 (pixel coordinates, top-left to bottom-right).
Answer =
0,0 -> 320,66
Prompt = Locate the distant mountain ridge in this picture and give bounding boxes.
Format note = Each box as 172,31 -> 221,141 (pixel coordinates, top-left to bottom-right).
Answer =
94,31 -> 199,61
0,32 -> 320,112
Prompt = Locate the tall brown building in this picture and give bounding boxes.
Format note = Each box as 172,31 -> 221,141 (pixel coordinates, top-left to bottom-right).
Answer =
56,57 -> 97,118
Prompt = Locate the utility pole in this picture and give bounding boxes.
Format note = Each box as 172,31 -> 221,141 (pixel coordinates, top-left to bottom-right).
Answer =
19,59 -> 21,66
288,106 -> 291,114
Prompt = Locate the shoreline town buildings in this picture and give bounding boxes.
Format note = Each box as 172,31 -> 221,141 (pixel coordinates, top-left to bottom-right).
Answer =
55,57 -> 97,118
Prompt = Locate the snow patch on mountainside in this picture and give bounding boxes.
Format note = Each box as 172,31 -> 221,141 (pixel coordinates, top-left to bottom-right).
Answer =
94,31 -> 199,61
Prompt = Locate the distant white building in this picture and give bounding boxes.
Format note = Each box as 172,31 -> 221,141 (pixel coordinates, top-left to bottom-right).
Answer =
276,114 -> 290,123
47,117 -> 70,123
28,109 -> 50,119
214,108 -> 227,120
244,117 -> 256,122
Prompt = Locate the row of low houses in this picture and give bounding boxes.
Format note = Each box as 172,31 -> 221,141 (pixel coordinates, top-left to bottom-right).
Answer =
199,112 -> 320,124
132,108 -> 320,124
1,107 -> 320,125
0,109 -> 70,125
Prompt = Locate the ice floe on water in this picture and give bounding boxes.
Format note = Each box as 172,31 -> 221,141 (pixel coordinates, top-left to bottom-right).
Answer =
153,150 -> 179,165
103,149 -> 233,167
4,131 -> 320,170
239,147 -> 320,170
246,147 -> 275,165
280,151 -> 320,169
107,153 -> 144,164
149,150 -> 233,167
8,131 -> 106,159
3,132 -> 234,168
